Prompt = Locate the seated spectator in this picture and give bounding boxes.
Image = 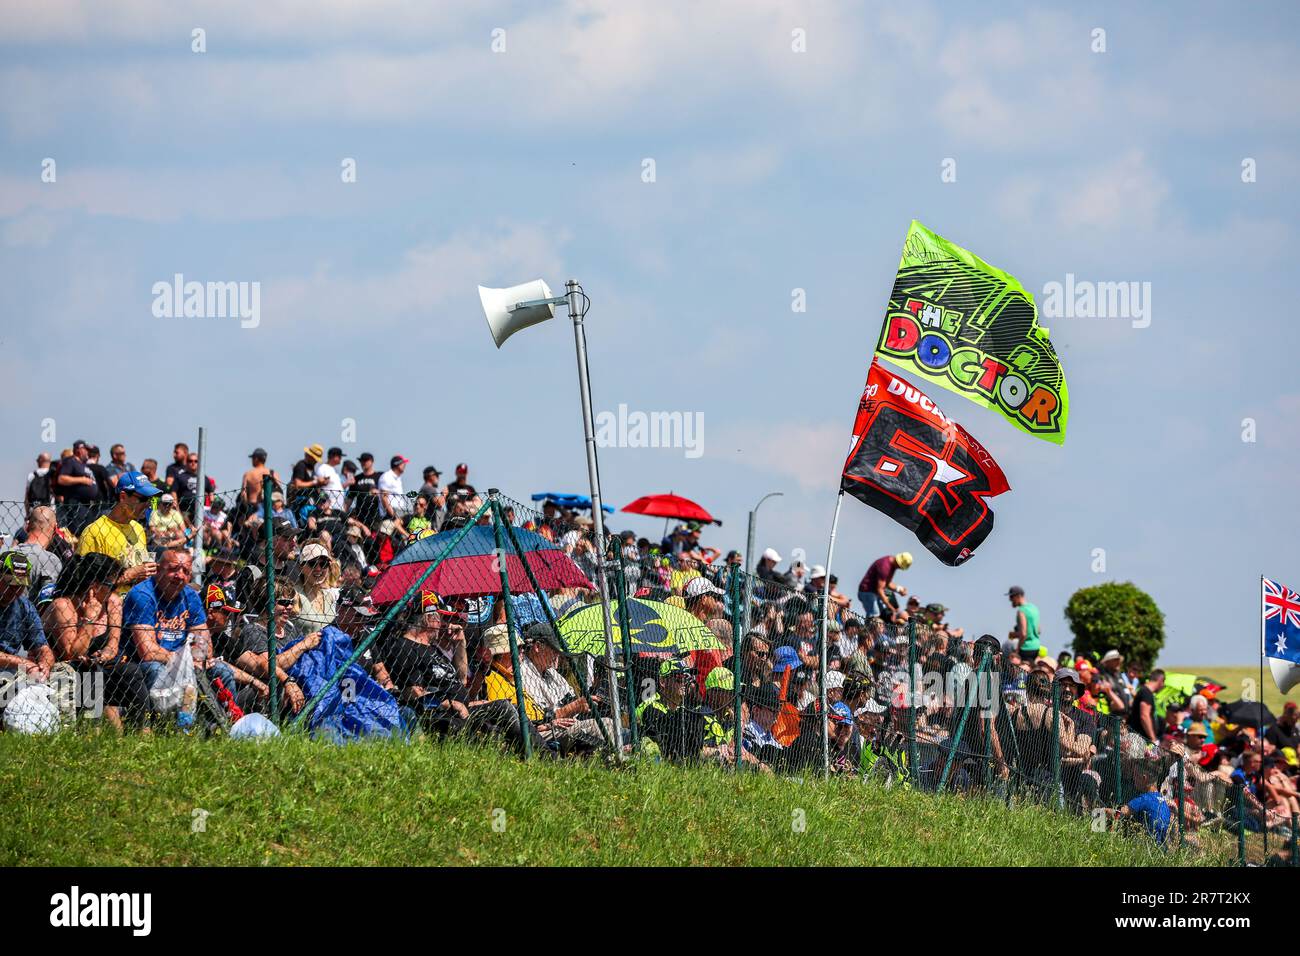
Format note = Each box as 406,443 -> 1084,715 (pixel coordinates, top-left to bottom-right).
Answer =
203,498 -> 232,549
294,541 -> 340,632
1112,764 -> 1172,845
234,579 -> 320,716
43,553 -> 149,729
121,549 -> 208,691
637,658 -> 708,762
15,505 -> 64,598
741,681 -> 785,764
516,622 -> 612,754
203,584 -> 269,712
147,493 -> 188,551
77,471 -> 162,592
0,552 -> 56,688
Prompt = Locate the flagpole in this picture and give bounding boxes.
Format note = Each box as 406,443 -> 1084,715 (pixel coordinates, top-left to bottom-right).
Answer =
1260,575 -> 1267,842
819,490 -> 845,779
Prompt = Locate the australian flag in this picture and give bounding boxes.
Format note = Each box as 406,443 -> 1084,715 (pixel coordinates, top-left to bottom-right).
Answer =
1263,577 -> 1300,693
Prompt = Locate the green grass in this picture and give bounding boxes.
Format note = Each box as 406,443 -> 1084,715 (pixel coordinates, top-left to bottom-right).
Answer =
1163,664 -> 1295,716
0,732 -> 1225,866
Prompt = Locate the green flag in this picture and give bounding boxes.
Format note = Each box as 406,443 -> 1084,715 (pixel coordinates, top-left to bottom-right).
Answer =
874,221 -> 1069,444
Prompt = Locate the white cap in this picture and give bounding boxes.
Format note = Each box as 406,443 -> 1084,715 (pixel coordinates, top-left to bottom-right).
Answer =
761,547 -> 781,564
809,565 -> 827,579
684,576 -> 724,599
824,671 -> 845,689
300,543 -> 330,563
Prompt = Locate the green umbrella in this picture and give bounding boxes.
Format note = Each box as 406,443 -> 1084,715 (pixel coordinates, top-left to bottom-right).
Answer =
557,597 -> 727,657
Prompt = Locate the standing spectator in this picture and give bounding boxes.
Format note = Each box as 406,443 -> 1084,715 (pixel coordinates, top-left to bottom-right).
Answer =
1099,649 -> 1131,706
85,446 -> 113,506
175,450 -> 214,516
139,458 -> 159,485
755,547 -> 782,582
445,463 -> 476,499
1008,585 -> 1042,659
57,440 -> 99,534
0,552 -> 54,681
240,448 -> 280,511
315,447 -> 346,510
104,444 -> 134,489
417,467 -> 447,532
164,443 -> 189,492
24,453 -> 54,512
78,471 -> 162,591
348,453 -> 381,528
857,552 -> 912,620
1126,669 -> 1165,742
15,506 -> 63,598
378,455 -> 409,521
289,444 -> 328,514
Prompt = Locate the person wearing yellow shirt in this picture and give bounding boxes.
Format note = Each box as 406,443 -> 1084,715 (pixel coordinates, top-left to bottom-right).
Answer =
482,623 -> 544,721
77,471 -> 162,591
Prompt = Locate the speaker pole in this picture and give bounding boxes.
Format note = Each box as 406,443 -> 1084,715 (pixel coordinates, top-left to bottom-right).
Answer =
567,278 -> 625,755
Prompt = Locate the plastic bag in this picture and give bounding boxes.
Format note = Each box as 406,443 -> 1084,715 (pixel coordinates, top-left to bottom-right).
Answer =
3,682 -> 61,735
149,638 -> 196,716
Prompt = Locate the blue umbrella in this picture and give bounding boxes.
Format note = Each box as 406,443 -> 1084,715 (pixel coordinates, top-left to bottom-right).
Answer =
531,492 -> 615,514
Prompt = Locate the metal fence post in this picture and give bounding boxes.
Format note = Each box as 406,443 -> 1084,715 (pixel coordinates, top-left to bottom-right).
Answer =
728,566 -> 744,773
1235,782 -> 1247,866
490,500 -> 532,761
262,474 -> 278,721
1111,714 -> 1122,807
1176,755 -> 1186,847
906,618 -> 918,785
816,592 -> 829,779
938,647 -> 992,792
612,542 -> 639,752
1291,812 -> 1297,867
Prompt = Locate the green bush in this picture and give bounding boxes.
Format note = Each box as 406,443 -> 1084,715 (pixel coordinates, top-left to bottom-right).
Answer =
1064,581 -> 1165,670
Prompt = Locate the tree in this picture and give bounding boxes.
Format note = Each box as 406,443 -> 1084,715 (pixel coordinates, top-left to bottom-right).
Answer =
1064,581 -> 1165,670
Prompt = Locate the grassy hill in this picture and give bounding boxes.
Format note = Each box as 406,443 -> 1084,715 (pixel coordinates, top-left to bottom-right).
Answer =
0,732 -> 1225,866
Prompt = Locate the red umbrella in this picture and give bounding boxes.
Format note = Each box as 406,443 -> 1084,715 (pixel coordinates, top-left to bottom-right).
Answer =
622,493 -> 720,525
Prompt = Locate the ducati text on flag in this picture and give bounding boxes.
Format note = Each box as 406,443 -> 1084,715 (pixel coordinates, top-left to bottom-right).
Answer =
1263,577 -> 1300,694
874,221 -> 1069,445
49,886 -> 152,936
840,360 -> 1010,566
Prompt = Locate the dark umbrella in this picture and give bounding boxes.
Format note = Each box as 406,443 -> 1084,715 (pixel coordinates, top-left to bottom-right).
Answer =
1219,698 -> 1276,730
370,524 -> 592,603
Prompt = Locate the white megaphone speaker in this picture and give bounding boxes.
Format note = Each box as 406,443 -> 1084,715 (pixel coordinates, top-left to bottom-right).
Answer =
479,279 -> 557,348
1271,657 -> 1300,695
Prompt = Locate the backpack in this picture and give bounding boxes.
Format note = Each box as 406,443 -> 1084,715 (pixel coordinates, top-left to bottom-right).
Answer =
26,470 -> 51,504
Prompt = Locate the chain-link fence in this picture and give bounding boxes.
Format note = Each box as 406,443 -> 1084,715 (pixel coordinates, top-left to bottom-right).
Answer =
1,490 -> 1293,864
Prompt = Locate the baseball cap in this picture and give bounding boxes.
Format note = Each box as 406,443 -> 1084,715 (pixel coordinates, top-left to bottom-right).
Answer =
704,667 -> 735,691
659,658 -> 695,678
684,577 -> 724,599
204,583 -> 243,614
423,465 -> 442,477
743,682 -> 782,710
116,470 -> 162,497
925,602 -> 946,615
1056,668 -> 1084,687
894,552 -> 913,569
1198,743 -> 1220,767
1282,747 -> 1299,768
249,447 -> 268,459
771,646 -> 800,673
304,444 -> 324,461
482,623 -> 511,655
271,517 -> 297,538
761,547 -> 781,564
809,565 -> 827,579
824,670 -> 845,690
160,493 -> 175,504
522,622 -> 567,654
0,551 -> 32,585
418,589 -> 462,619
828,702 -> 854,726
855,699 -> 887,716
337,586 -> 379,617
300,543 -> 330,563
456,462 -> 468,474
390,455 -> 409,468
1007,585 -> 1025,598
1100,649 -> 1123,664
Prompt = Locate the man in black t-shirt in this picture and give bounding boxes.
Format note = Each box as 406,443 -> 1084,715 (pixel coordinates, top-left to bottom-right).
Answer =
445,463 -> 476,499
347,453 -> 381,528
1127,669 -> 1164,741
164,442 -> 190,492
58,441 -> 99,533
289,444 -> 327,514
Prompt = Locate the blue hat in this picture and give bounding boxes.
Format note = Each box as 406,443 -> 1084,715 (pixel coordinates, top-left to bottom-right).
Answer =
116,470 -> 161,497
829,701 -> 853,725
772,646 -> 800,673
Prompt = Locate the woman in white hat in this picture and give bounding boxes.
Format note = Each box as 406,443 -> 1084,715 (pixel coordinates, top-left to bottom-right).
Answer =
294,539 -> 340,631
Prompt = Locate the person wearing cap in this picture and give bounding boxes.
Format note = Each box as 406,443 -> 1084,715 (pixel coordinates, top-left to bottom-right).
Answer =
699,665 -> 753,763
232,517 -> 302,605
201,582 -> 271,712
239,447 -> 281,512
346,453 -> 382,530
517,622 -> 612,754
0,551 -> 55,686
637,658 -> 710,762
313,447 -> 346,511
415,466 -> 446,530
77,469 -> 164,591
857,552 -> 912,622
377,455 -> 409,522
740,681 -> 785,762
289,444 -> 329,514
1266,701 -> 1300,753
293,540 -> 340,632
682,575 -> 728,694
1006,585 -> 1042,659
755,547 -> 782,582
445,463 -> 476,500
147,492 -> 188,551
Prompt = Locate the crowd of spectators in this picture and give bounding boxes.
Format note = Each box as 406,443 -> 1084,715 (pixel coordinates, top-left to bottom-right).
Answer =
5,439 -> 1297,857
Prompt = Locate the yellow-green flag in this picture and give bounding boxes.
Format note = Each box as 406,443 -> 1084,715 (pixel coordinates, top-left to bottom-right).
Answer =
875,221 -> 1069,444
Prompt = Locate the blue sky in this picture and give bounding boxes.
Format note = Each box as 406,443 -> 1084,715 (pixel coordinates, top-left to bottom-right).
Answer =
2,0 -> 1297,665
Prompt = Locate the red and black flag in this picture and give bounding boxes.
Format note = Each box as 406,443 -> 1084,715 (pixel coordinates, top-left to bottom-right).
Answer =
841,359 -> 1010,567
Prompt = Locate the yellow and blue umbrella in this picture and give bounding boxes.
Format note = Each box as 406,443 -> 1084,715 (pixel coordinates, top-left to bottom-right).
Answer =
557,597 -> 726,657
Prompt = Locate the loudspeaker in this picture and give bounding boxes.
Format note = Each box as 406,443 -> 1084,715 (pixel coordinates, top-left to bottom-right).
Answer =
479,279 -> 556,348
1271,657 -> 1300,695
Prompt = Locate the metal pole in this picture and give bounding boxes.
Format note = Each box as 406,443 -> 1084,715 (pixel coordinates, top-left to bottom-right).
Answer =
1176,753 -> 1186,847
1235,783 -> 1247,866
262,474 -> 278,721
742,492 -> 782,626
1111,714 -> 1122,807
567,279 -> 624,754
490,500 -> 532,760
613,540 -> 639,752
1259,575 -> 1268,861
728,565 -> 743,772
818,491 -> 843,780
938,647 -> 993,792
907,618 -> 918,785
192,426 -> 206,584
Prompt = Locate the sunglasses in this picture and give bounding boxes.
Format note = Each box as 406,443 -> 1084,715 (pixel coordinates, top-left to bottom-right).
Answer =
304,559 -> 331,569
275,598 -> 296,607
